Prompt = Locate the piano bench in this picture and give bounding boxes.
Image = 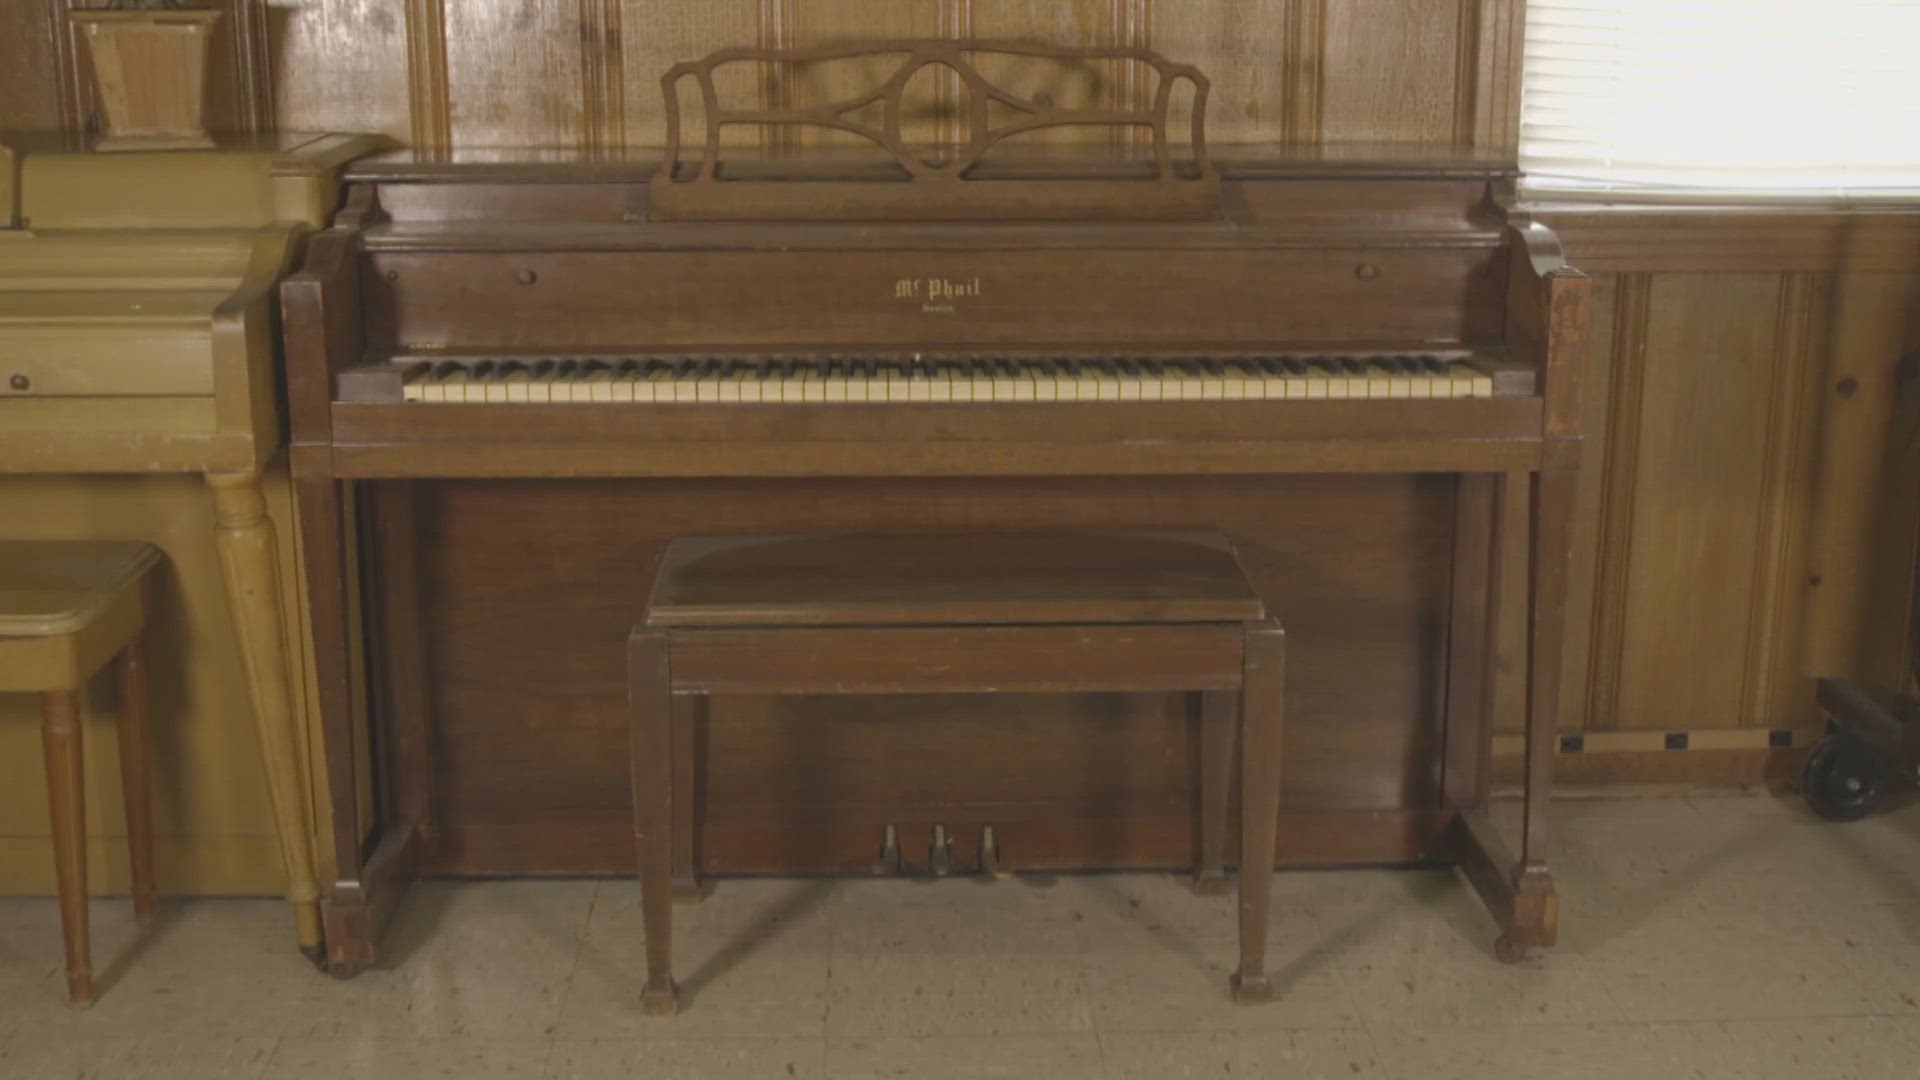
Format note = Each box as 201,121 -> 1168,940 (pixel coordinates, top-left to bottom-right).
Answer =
627,533 -> 1285,1014
0,541 -> 163,1006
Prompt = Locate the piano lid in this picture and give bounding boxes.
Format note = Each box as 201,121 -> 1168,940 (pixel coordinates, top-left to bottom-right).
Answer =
343,141 -> 1518,185
0,132 -> 385,231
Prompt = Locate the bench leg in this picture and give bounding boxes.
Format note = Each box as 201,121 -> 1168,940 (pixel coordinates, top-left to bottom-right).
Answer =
1231,622 -> 1285,1004
672,696 -> 702,903
629,629 -> 679,1016
42,689 -> 92,1006
1193,690 -> 1235,896
115,637 -> 158,925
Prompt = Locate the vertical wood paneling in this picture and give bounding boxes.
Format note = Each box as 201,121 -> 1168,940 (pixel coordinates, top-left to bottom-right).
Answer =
1284,0 -> 1326,143
1737,274 -> 1826,727
1453,0 -> 1522,151
967,0 -> 1116,147
1558,272 -> 1619,733
1802,275 -> 1920,678
616,1 -> 759,151
442,0 -> 586,149
274,0 -> 412,143
0,3 -> 63,132
46,0 -> 94,135
1152,0 -> 1292,146
1320,1 -> 1462,143
405,0 -> 452,149
783,0 -> 943,148
1613,275 -> 1787,731
578,0 -> 625,153
219,0 -> 275,134
1583,273 -> 1650,731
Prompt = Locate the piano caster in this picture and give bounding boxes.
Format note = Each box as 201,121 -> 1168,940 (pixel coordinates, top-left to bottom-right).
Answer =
1229,971 -> 1274,1004
641,979 -> 681,1017
300,942 -> 327,968
1493,933 -> 1529,964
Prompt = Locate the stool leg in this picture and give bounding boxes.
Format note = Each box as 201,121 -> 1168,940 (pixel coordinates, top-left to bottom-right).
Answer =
671,696 -> 702,903
41,689 -> 92,1006
1193,690 -> 1235,896
1231,622 -> 1285,1004
629,629 -> 679,1016
115,637 -> 159,924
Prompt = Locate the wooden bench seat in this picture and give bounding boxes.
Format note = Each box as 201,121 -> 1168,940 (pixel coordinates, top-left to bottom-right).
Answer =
628,532 -> 1285,1014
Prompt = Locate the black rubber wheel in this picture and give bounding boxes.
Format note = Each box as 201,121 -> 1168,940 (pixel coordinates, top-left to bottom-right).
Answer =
1802,735 -> 1888,822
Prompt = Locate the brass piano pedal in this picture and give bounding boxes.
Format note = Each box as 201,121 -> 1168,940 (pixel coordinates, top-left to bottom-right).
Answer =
871,823 -> 901,875
979,825 -> 1011,879
929,824 -> 953,877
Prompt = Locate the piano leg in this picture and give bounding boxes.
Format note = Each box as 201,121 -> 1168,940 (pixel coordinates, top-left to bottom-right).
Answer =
1455,466 -> 1574,963
1501,464 -> 1577,961
1192,689 -> 1234,896
208,469 -> 325,962
294,475 -> 427,978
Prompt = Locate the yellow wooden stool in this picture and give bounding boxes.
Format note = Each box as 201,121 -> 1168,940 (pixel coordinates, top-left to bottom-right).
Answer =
0,541 -> 162,1005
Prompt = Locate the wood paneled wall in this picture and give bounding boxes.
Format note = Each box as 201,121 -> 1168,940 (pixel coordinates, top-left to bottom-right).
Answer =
1542,221 -> 1920,750
4,0 -> 1524,153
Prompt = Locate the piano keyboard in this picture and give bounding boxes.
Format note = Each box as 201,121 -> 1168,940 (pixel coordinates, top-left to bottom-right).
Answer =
393,354 -> 1504,404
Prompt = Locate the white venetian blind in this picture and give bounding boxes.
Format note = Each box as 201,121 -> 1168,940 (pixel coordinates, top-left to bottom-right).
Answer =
1522,0 -> 1920,196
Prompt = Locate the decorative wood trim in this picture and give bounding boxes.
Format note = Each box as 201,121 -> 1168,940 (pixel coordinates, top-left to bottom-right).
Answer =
47,0 -> 93,136
1738,273 -> 1826,728
935,0 -> 972,152
1280,0 -> 1324,144
1583,272 -> 1651,732
404,0 -> 452,151
578,0 -> 625,154
1541,208 -> 1920,274
1455,0 -> 1522,152
1108,0 -> 1153,149
757,0 -> 791,154
226,0 -> 273,134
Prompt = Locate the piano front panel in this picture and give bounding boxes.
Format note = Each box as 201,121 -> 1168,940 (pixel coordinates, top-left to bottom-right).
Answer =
362,245 -> 1506,352
410,472 -> 1457,875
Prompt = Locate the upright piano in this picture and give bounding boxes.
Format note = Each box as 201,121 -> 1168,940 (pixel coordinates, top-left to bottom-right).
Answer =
281,42 -> 1587,975
0,133 -> 380,958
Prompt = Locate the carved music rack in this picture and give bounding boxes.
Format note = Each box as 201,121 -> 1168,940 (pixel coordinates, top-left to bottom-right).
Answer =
651,40 -> 1219,222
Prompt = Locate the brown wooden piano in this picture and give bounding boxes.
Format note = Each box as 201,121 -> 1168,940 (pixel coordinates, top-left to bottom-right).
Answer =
0,132 -> 380,959
280,42 -> 1588,976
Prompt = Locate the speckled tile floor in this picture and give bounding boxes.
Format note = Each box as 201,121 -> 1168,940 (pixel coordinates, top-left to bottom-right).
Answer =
2,793 -> 1918,1078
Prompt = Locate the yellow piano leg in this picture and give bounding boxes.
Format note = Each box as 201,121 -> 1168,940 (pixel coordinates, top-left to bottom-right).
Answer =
208,469 -> 325,960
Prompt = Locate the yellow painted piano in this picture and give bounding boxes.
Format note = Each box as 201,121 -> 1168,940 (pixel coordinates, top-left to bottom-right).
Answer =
0,133 -> 379,960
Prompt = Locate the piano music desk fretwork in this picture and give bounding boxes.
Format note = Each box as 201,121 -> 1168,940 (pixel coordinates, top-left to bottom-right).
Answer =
281,39 -> 1588,979
0,134 -> 382,960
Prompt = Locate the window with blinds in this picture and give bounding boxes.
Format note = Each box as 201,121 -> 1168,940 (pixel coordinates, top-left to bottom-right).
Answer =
1522,0 -> 1920,197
